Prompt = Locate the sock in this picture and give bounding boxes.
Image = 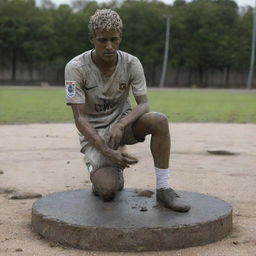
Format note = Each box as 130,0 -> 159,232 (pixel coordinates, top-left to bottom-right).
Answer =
155,167 -> 170,189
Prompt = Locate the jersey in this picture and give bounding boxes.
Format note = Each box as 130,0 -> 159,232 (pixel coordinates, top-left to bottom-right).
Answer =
65,50 -> 147,129
64,50 -> 147,151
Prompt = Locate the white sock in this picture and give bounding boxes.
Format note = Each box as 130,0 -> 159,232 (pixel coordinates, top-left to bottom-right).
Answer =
155,167 -> 170,189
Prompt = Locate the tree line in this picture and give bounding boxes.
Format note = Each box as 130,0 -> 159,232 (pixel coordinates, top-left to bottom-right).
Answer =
0,0 -> 254,87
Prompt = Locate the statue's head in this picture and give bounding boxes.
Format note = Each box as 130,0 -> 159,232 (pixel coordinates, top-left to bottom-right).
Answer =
88,9 -> 123,40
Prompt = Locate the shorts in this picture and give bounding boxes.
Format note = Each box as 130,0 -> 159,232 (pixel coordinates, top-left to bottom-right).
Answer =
80,120 -> 145,173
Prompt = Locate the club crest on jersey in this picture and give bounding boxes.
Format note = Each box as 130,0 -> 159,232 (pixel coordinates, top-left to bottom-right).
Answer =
119,81 -> 127,91
65,81 -> 76,98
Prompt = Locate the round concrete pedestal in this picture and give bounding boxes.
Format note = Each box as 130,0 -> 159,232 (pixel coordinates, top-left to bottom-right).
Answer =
32,189 -> 232,251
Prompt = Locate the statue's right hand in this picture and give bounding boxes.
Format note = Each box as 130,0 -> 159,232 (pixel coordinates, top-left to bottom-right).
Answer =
103,149 -> 138,169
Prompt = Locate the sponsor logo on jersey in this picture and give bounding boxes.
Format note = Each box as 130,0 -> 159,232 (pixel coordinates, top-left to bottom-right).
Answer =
65,81 -> 76,98
94,99 -> 119,112
119,81 -> 127,91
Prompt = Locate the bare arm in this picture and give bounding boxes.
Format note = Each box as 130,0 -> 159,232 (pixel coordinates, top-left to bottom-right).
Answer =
120,95 -> 149,128
71,104 -> 108,153
109,95 -> 150,149
70,104 -> 137,168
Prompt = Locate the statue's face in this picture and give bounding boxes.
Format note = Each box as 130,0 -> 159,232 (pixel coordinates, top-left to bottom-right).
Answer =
91,28 -> 122,63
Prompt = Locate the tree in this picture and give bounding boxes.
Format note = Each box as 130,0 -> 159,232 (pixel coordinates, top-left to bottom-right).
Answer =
0,0 -> 253,87
235,7 -> 253,68
0,0 -> 58,80
0,0 -> 37,80
170,0 -> 239,86
119,0 -> 168,85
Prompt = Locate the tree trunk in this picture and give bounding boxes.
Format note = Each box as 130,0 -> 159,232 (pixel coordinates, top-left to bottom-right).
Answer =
29,64 -> 34,81
11,49 -> 16,81
198,65 -> 204,87
152,63 -> 157,86
224,67 -> 230,87
188,68 -> 193,87
174,66 -> 180,87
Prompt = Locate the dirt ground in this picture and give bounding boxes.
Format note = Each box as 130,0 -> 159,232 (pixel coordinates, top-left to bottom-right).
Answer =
0,122 -> 256,256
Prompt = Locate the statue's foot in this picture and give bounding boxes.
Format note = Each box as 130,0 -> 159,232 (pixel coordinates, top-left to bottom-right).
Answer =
156,188 -> 191,212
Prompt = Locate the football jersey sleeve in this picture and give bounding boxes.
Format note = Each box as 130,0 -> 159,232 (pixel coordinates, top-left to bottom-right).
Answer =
130,57 -> 147,96
64,62 -> 85,105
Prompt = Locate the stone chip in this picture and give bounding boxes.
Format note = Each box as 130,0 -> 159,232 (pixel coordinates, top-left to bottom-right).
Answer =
207,149 -> 240,155
137,190 -> 154,198
9,192 -> 42,200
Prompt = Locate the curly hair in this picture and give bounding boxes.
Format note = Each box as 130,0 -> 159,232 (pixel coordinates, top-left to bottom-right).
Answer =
88,9 -> 123,38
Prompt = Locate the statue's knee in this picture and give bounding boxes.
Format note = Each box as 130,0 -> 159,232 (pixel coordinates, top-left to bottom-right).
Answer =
155,112 -> 168,124
149,112 -> 169,132
100,189 -> 116,201
90,166 -> 119,201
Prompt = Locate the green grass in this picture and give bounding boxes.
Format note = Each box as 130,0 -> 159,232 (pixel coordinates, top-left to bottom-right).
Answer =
0,87 -> 255,124
147,90 -> 256,123
0,87 -> 72,124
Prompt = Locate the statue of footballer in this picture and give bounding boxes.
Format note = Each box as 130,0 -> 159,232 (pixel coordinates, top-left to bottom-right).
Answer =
65,9 -> 190,212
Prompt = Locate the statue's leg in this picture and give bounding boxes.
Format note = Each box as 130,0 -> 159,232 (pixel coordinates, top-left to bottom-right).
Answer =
132,112 -> 190,212
132,112 -> 170,169
82,129 -> 124,202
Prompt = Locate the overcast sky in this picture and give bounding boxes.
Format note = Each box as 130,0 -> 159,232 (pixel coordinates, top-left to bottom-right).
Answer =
39,0 -> 254,8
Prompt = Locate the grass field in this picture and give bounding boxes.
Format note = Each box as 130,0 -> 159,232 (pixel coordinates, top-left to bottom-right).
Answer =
0,87 -> 255,124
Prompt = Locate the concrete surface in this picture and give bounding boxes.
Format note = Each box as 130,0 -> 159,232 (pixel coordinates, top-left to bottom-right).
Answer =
32,189 -> 232,251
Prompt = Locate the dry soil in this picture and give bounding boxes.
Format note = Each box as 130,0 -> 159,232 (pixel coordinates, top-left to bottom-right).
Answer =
0,123 -> 256,256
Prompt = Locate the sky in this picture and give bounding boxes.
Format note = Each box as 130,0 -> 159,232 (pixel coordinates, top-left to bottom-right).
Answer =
39,0 -> 254,8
